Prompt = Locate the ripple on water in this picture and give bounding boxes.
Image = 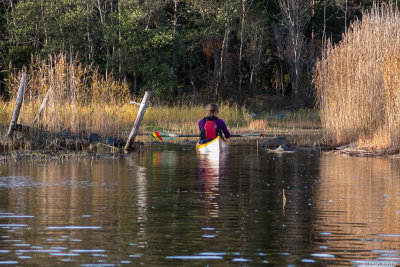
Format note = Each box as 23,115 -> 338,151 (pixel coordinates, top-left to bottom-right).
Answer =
311,253 -> 335,258
81,264 -> 115,267
70,249 -> 106,253
128,254 -> 141,258
50,253 -> 80,257
197,252 -> 226,256
92,254 -> 108,257
301,259 -> 316,263
232,258 -> 252,262
0,224 -> 27,228
0,176 -> 49,188
378,234 -> 400,237
61,259 -> 75,262
166,255 -> 223,260
0,215 -> 34,218
18,256 -> 32,259
45,226 -> 101,230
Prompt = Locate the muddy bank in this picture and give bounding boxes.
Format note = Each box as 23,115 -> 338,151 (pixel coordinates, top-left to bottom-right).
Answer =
0,128 -> 145,160
330,143 -> 400,157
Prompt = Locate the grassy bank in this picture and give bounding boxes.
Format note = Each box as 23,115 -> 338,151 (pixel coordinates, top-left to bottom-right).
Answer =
0,101 -> 320,138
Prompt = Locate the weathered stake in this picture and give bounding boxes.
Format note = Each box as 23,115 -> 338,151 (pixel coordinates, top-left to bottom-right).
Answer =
33,87 -> 52,125
7,73 -> 28,138
124,91 -> 151,151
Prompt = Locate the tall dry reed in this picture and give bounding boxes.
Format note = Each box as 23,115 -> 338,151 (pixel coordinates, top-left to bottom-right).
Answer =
3,53 -> 314,140
315,3 -> 400,149
2,54 -> 251,137
6,53 -> 130,137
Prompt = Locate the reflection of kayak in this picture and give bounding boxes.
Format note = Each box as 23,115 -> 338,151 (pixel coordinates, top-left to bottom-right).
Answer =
196,136 -> 229,154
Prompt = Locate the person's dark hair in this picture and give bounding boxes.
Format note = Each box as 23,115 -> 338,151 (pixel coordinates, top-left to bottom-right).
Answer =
206,103 -> 219,117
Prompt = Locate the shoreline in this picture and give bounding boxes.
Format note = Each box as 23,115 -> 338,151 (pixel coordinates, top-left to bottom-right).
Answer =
1,128 -> 395,159
0,129 -> 329,161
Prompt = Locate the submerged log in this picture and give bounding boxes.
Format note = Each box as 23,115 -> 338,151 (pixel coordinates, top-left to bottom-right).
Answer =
260,136 -> 287,148
267,145 -> 296,153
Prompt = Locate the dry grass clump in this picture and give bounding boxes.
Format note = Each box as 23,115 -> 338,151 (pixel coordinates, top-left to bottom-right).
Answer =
249,120 -> 267,130
1,55 -> 251,138
5,53 -> 130,137
315,3 -> 400,150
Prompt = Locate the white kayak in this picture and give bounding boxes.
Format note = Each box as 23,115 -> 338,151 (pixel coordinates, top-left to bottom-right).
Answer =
196,136 -> 229,155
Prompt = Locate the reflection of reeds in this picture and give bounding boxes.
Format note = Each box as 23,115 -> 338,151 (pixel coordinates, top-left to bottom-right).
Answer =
315,154 -> 400,259
315,4 -> 400,149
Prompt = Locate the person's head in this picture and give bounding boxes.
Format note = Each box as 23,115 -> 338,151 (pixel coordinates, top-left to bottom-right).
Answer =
206,103 -> 219,117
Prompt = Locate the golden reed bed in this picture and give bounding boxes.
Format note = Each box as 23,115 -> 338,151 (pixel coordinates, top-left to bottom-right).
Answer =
1,54 -> 319,142
315,3 -> 400,152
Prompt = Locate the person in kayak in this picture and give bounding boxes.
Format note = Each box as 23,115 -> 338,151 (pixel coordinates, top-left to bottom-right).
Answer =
198,103 -> 231,142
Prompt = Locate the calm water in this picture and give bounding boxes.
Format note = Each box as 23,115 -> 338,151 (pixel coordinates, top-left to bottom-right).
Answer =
0,144 -> 399,266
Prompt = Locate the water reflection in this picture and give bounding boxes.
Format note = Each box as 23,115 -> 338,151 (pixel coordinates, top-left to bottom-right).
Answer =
315,154 -> 400,265
0,148 -> 398,265
198,152 -> 228,219
0,159 -> 145,265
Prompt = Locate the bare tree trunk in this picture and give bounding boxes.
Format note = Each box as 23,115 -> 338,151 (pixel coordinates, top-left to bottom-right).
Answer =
344,0 -> 348,32
280,60 -> 284,97
188,51 -> 197,103
210,38 -> 219,95
218,27 -> 229,88
223,28 -> 230,85
8,74 -> 27,138
124,91 -> 152,150
322,0 -> 327,53
86,3 -> 93,62
277,0 -> 311,99
34,87 -> 51,125
41,0 -> 49,46
294,50 -> 301,97
250,68 -> 254,86
312,0 -> 315,39
133,70 -> 138,95
118,0 -> 122,75
238,0 -> 246,92
95,0 -> 111,72
172,0 -> 179,94
8,0 -> 17,29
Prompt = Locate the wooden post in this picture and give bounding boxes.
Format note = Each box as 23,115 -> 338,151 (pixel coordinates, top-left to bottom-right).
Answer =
33,87 -> 51,125
7,73 -> 27,138
124,91 -> 151,151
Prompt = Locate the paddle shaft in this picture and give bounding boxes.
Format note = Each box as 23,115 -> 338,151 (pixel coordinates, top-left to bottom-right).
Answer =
158,134 -> 270,138
231,134 -> 270,137
171,134 -> 199,137
153,132 -> 270,138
